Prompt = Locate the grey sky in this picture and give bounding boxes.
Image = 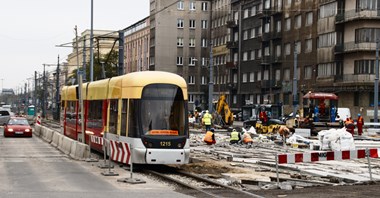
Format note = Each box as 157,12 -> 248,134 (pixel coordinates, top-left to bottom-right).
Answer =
0,0 -> 149,91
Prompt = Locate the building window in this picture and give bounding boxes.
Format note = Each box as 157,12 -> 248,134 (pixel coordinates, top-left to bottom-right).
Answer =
233,52 -> 238,62
357,0 -> 378,11
257,49 -> 262,58
306,12 -> 313,26
244,9 -> 249,18
201,2 -> 208,11
201,57 -> 208,66
189,19 -> 196,29
242,73 -> 247,83
257,26 -> 262,36
264,0 -> 270,9
263,70 -> 269,80
304,65 -> 312,79
234,32 -> 239,41
243,52 -> 248,61
276,20 -> 281,32
249,72 -> 255,82
177,19 -> 184,28
149,56 -> 155,65
276,45 -> 281,57
188,76 -> 195,84
177,37 -> 184,46
295,15 -> 301,29
177,56 -> 183,65
355,28 -> 380,43
264,46 -> 270,56
201,20 -> 208,29
318,32 -> 337,48
275,69 -> 281,81
243,30 -> 248,40
233,73 -> 238,83
319,2 -> 337,19
201,76 -> 207,84
251,6 -> 256,16
257,71 -> 262,81
264,22 -> 270,33
177,1 -> 184,10
189,1 -> 196,10
317,62 -> 336,77
250,50 -> 255,60
189,38 -> 195,47
201,38 -> 208,47
189,57 -> 196,66
188,94 -> 194,103
295,41 -> 301,54
355,60 -> 375,74
283,69 -> 290,81
251,28 -> 256,38
285,18 -> 291,31
285,43 -> 291,55
305,39 -> 312,53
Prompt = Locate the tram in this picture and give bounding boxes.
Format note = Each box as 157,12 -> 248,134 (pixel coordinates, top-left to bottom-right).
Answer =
60,71 -> 190,164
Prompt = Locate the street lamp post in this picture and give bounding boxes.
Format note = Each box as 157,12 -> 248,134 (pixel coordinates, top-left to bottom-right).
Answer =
208,42 -> 214,113
293,42 -> 298,119
374,40 -> 379,123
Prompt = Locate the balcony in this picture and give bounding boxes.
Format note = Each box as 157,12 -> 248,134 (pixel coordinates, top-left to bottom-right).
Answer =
227,20 -> 238,28
226,41 -> 238,49
226,61 -> 237,69
261,56 -> 271,65
336,9 -> 380,24
341,42 -> 377,53
334,74 -> 375,83
260,80 -> 282,89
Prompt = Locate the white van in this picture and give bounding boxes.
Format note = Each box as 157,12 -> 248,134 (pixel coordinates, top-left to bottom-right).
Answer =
336,107 -> 351,121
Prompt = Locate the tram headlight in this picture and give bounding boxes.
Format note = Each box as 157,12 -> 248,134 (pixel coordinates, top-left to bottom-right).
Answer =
148,142 -> 153,148
177,143 -> 182,148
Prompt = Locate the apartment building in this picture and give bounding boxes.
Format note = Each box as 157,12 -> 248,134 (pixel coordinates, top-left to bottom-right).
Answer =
149,0 -> 212,110
124,17 -> 150,73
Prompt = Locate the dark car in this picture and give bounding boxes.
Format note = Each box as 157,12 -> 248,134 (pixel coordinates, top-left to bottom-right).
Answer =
3,117 -> 33,137
243,117 -> 284,128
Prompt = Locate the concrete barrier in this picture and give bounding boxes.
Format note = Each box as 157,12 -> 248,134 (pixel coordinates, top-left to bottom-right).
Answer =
58,136 -> 74,155
34,124 -> 41,137
51,132 -> 63,148
41,128 -> 53,143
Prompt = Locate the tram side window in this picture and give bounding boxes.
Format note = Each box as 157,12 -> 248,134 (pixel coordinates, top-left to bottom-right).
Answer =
121,99 -> 128,137
87,100 -> 103,128
109,99 -> 118,134
66,101 -> 76,125
128,99 -> 139,138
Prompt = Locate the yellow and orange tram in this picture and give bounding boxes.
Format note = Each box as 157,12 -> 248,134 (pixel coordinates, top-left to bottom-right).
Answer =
61,71 -> 190,164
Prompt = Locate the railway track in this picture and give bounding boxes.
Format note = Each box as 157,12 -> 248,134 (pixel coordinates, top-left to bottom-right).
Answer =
143,165 -> 263,198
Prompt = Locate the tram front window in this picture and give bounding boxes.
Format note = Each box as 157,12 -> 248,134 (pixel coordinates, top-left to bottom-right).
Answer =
140,84 -> 188,136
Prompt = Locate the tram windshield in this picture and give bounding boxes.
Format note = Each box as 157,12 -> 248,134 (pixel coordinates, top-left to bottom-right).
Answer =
139,84 -> 188,136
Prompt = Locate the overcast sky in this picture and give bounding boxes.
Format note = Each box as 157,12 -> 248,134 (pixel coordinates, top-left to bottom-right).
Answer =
0,0 -> 149,91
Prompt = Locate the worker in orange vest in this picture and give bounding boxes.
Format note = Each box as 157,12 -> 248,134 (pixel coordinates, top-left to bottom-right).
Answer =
203,128 -> 216,145
357,114 -> 364,136
345,117 -> 355,136
241,131 -> 253,147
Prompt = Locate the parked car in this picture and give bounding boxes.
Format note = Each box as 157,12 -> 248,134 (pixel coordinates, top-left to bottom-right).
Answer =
3,117 -> 33,137
0,109 -> 11,125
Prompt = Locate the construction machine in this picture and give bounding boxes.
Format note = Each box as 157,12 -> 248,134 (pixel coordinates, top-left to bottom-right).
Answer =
215,94 -> 234,128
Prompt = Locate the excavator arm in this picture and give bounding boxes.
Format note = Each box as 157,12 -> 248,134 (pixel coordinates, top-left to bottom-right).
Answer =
216,95 -> 234,126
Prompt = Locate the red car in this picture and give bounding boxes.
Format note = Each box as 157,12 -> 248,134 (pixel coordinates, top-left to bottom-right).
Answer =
3,117 -> 33,137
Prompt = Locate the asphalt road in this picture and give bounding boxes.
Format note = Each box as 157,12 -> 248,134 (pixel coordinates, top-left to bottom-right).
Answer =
0,127 -> 190,198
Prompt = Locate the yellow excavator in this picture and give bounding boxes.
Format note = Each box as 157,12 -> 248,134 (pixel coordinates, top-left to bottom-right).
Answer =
215,94 -> 234,128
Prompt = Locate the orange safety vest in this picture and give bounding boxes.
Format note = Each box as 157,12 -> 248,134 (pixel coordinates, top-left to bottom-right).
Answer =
204,131 -> 214,143
357,116 -> 364,126
243,133 -> 253,144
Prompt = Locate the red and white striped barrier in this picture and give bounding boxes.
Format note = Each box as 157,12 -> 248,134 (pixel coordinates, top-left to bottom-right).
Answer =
277,148 -> 380,164
109,140 -> 131,165
36,115 -> 41,125
90,135 -> 104,146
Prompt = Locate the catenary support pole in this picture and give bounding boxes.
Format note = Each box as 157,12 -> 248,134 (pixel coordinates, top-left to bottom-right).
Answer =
375,40 -> 379,123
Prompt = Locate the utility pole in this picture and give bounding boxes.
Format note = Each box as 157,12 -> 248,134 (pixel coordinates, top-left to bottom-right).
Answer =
293,42 -> 298,118
43,64 -> 47,118
34,71 -> 37,116
208,42 -> 214,113
76,26 -> 85,144
89,0 -> 94,82
375,40 -> 379,123
55,55 -> 60,121
118,30 -> 124,75
83,36 -> 87,81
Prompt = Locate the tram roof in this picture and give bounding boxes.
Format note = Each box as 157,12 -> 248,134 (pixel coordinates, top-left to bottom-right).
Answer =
86,79 -> 109,100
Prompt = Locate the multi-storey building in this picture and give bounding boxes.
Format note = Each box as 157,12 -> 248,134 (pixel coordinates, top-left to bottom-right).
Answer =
149,0 -> 212,111
124,17 -> 150,73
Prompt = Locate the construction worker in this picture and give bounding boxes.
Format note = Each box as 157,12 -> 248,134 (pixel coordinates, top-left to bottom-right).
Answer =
202,110 -> 213,132
278,125 -> 291,144
203,128 -> 216,145
229,129 -> 241,145
259,109 -> 268,125
345,117 -> 355,136
357,113 -> 364,136
241,131 -> 253,146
